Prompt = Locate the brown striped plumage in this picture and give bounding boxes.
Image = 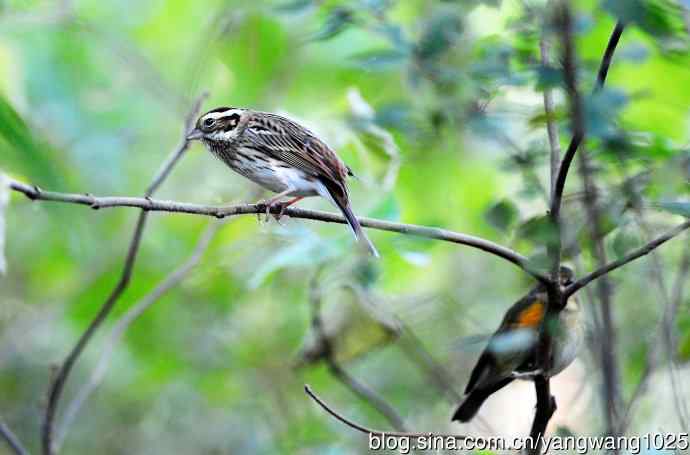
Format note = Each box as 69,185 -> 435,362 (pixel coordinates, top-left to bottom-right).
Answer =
187,107 -> 379,257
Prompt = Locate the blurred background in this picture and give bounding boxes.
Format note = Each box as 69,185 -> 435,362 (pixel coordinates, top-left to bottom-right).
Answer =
1,0 -> 689,453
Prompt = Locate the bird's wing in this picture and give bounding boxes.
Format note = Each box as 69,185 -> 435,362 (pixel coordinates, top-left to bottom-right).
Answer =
465,290 -> 546,393
244,113 -> 348,195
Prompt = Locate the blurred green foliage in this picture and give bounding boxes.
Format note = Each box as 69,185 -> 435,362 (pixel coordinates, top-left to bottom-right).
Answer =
0,0 -> 689,454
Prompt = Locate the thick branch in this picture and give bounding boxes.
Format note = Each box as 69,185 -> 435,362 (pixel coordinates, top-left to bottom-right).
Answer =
7,180 -> 545,282
0,419 -> 29,455
39,93 -> 207,455
527,376 -> 556,455
565,219 -> 690,297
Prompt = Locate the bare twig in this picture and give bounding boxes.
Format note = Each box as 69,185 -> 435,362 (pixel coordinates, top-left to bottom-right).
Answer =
540,36 -> 561,197
304,385 -> 468,440
618,235 -> 690,434
325,361 -> 407,432
632,214 -> 689,429
309,276 -> 407,432
0,418 -> 29,455
54,219 -> 224,450
577,146 -> 621,440
7,180 -> 545,282
550,20 -> 625,224
40,93 -> 207,455
566,220 -> 690,297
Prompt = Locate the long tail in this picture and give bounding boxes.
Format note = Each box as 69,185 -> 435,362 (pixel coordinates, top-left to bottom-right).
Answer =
452,377 -> 513,422
329,192 -> 379,258
452,390 -> 492,422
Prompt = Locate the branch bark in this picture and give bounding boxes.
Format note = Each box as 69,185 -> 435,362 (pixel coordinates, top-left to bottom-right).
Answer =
540,36 -> 561,197
565,220 -> 690,297
309,275 -> 407,432
549,20 -> 624,222
39,93 -> 207,455
577,147 -> 621,440
54,219 -> 224,450
6,179 -> 545,282
0,418 -> 29,455
530,6 -> 625,451
617,234 -> 690,434
304,385 -> 467,441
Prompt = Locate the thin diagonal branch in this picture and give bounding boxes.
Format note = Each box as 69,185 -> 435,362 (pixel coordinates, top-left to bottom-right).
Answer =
565,219 -> 690,297
577,147 -> 621,439
54,219 -> 224,450
6,180 -> 546,282
550,21 -> 625,222
325,360 -> 407,432
617,234 -> 690,434
40,93 -> 207,455
304,385 -> 468,440
632,213 -> 689,429
309,275 -> 407,432
540,36 -> 561,197
0,418 -> 29,455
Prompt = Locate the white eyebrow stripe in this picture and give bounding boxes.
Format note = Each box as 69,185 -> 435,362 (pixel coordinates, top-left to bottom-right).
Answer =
203,109 -> 243,122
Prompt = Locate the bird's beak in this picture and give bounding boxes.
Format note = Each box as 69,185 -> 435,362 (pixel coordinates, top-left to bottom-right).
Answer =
186,128 -> 204,141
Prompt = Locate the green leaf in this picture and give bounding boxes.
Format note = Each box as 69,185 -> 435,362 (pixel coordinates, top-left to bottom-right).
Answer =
0,173 -> 7,275
584,89 -> 629,140
310,7 -> 353,41
484,199 -> 518,232
517,215 -> 559,246
602,0 -> 684,39
415,10 -> 463,60
535,64 -> 562,90
655,200 -> 690,217
0,96 -> 63,186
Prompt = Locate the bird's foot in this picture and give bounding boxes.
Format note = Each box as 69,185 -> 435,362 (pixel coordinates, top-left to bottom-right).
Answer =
257,197 -> 304,224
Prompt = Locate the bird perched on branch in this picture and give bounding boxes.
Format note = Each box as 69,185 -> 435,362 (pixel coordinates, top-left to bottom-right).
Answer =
187,107 -> 379,257
452,266 -> 583,423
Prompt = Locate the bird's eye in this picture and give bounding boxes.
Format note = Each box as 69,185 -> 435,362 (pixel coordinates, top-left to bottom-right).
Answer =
202,118 -> 216,129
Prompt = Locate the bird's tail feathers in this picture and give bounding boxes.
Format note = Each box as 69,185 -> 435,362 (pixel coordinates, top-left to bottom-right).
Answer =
452,377 -> 514,423
319,185 -> 379,258
452,390 -> 491,422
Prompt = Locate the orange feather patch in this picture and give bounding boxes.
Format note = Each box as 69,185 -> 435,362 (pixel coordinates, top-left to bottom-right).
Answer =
515,300 -> 545,328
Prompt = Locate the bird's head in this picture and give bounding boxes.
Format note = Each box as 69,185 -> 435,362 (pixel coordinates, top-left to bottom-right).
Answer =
187,107 -> 249,143
558,265 -> 574,286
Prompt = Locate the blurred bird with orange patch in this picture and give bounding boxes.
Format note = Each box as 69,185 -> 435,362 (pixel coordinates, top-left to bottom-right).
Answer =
452,266 -> 584,423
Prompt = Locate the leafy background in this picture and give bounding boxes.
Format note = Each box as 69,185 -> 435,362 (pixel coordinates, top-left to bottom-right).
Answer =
1,0 -> 689,453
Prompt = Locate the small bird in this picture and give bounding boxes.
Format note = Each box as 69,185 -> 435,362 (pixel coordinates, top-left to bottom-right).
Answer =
186,107 -> 379,257
452,266 -> 583,423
